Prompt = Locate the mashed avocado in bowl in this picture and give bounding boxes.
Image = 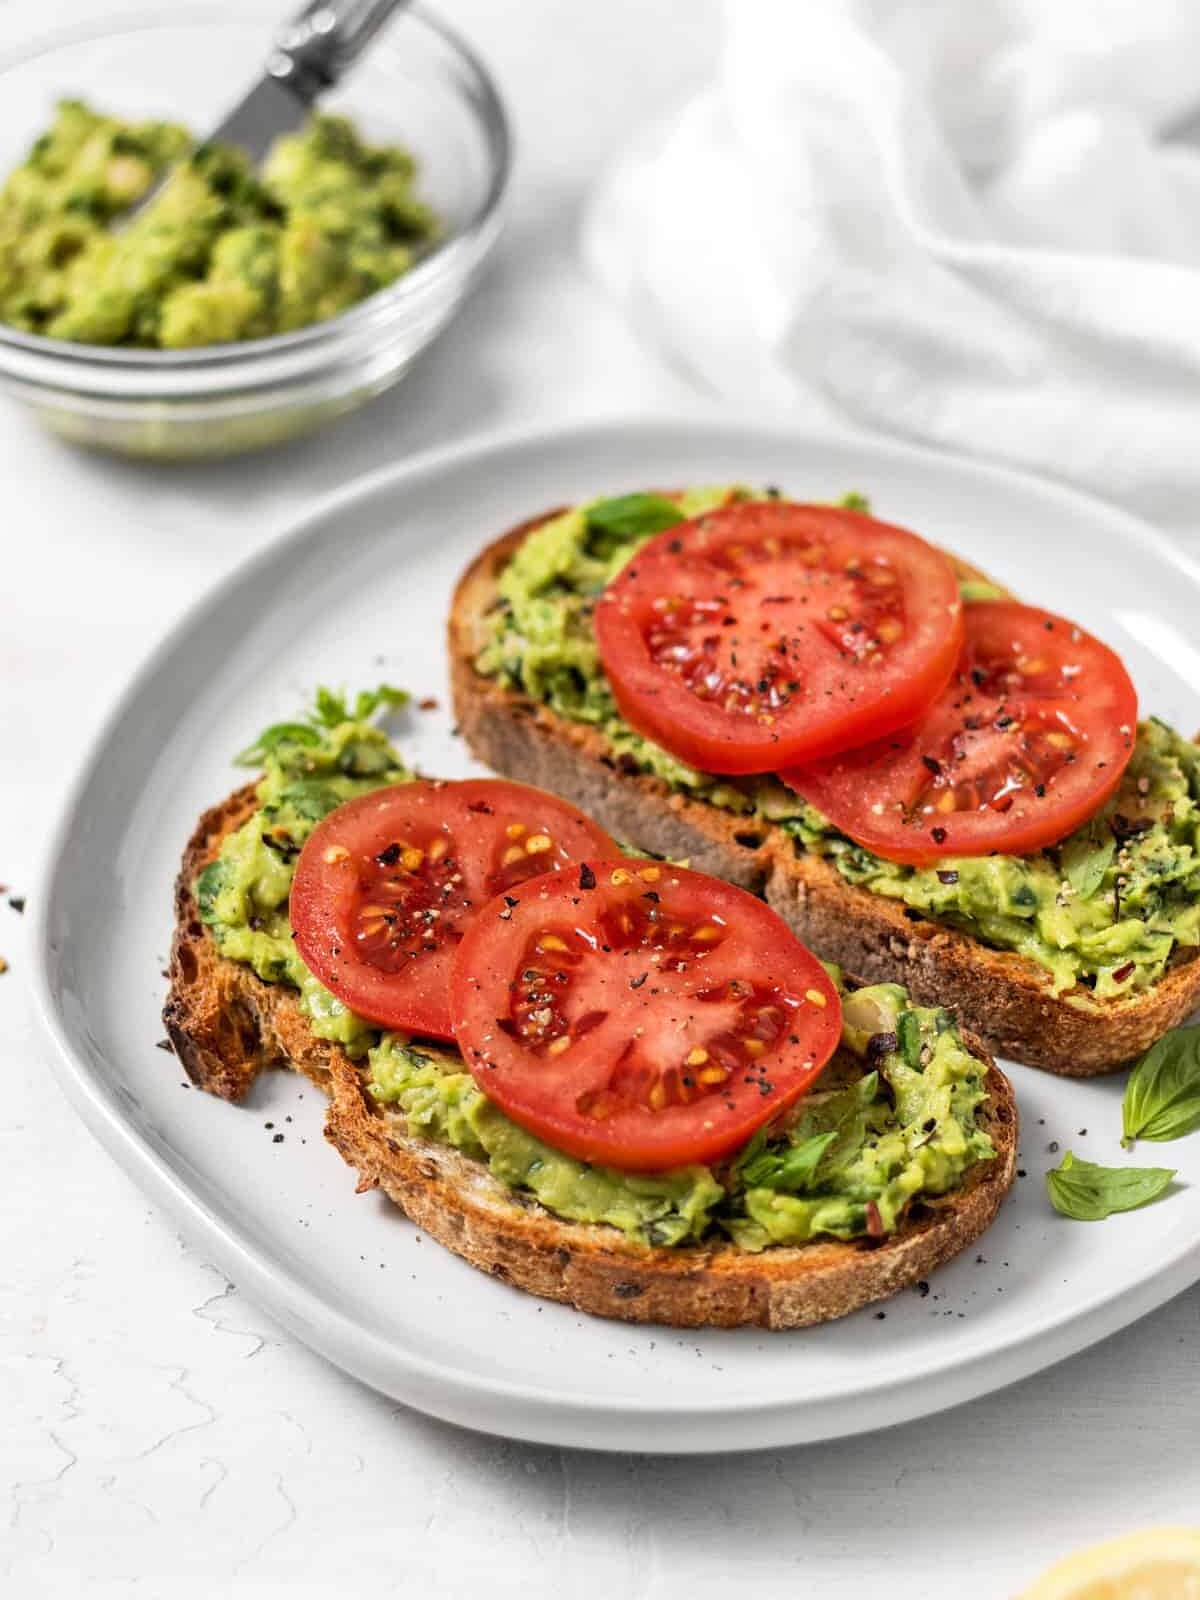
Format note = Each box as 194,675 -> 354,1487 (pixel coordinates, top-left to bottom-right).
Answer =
0,8 -> 509,457
0,100 -> 438,349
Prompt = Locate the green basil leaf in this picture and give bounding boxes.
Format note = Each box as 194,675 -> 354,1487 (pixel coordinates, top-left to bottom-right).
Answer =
1060,829 -> 1115,900
234,721 -> 322,766
897,1009 -> 924,1069
739,1131 -> 838,1193
313,686 -> 350,727
1122,1025 -> 1200,1145
194,859 -> 228,924
353,683 -> 409,720
585,493 -> 684,543
235,684 -> 408,765
1046,1150 -> 1176,1221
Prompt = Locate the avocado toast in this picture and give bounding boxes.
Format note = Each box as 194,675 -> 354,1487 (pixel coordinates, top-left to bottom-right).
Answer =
449,491 -> 1200,1076
163,695 -> 1015,1330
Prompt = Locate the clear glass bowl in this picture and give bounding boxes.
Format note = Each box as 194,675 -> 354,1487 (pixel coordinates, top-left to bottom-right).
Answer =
0,3 -> 510,459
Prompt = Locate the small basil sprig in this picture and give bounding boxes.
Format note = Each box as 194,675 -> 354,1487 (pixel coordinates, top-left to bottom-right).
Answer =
584,493 -> 684,543
235,683 -> 407,766
1046,1151 -> 1175,1221
1122,1025 -> 1200,1146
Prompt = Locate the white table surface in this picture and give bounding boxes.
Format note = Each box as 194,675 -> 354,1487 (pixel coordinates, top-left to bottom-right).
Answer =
2,3 -> 1197,1595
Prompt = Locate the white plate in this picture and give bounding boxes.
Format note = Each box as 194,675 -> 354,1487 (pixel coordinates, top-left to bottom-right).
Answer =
30,417 -> 1200,1454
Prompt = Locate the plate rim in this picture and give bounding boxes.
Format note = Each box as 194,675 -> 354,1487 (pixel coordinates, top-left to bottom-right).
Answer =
27,412 -> 1200,1451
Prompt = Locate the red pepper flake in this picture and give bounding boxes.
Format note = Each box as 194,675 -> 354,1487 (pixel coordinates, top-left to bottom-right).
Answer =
418,696 -> 439,711
1111,961 -> 1135,983
865,1200 -> 884,1238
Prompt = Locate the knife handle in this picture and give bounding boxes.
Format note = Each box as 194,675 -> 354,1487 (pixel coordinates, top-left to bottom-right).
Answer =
268,0 -> 411,95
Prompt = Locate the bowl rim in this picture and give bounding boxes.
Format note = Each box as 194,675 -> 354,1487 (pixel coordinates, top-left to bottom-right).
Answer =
0,0 -> 511,373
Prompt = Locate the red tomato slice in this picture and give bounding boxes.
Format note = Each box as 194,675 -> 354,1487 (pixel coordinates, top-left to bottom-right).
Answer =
781,600 -> 1138,865
290,780 -> 618,1039
450,861 -> 843,1171
593,501 -> 964,775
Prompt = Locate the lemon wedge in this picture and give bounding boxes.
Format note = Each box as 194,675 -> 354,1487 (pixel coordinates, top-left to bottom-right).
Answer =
1018,1528 -> 1200,1600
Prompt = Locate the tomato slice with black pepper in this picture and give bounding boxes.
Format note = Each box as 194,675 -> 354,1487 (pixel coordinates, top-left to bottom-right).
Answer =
781,600 -> 1138,865
450,861 -> 842,1171
290,780 -> 618,1039
593,501 -> 964,775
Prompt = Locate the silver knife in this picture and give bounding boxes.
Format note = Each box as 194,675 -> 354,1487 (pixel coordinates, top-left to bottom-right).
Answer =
128,0 -> 408,215
210,0 -> 409,167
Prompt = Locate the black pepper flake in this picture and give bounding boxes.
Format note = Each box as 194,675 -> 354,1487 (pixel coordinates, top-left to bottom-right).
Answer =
1048,1140 -> 1060,1153
936,869 -> 958,885
921,755 -> 942,777
916,1281 -> 930,1298
503,895 -> 519,907
273,1133 -> 285,1144
629,972 -> 648,990
375,841 -> 402,866
156,1038 -> 175,1053
1017,1169 -> 1027,1178
579,863 -> 596,891
874,1311 -> 887,1320
7,896 -> 25,914
931,827 -> 947,844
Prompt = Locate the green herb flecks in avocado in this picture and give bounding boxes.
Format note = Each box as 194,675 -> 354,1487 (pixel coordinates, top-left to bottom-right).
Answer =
366,980 -> 994,1250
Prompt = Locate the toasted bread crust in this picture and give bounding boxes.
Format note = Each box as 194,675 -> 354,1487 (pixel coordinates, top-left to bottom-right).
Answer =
448,518 -> 1200,1076
164,789 -> 1016,1330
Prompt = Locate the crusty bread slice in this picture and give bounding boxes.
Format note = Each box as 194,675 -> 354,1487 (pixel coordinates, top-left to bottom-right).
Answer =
449,517 -> 1200,1077
163,786 -> 1016,1330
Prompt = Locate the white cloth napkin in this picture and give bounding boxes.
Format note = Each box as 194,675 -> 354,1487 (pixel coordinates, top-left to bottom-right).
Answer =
583,0 -> 1200,527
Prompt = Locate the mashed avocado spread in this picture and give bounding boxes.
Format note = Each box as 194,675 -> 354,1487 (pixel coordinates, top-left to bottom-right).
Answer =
0,100 -> 437,348
195,688 -> 994,1250
475,491 -> 1200,1001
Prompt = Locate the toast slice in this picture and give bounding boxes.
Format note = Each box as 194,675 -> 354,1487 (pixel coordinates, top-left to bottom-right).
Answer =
449,516 -> 1200,1077
164,785 -> 1016,1330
